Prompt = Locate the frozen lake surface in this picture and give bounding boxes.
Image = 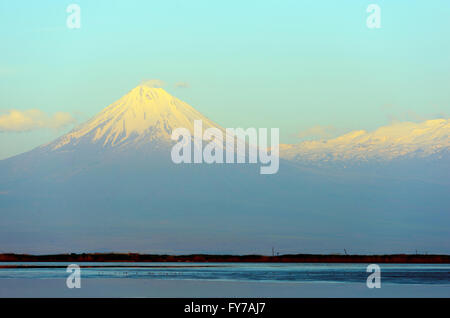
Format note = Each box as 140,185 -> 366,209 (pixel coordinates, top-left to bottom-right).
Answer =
0,263 -> 449,297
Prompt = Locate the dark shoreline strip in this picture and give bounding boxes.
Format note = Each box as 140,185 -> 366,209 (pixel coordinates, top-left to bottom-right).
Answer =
1,253 -> 450,264
0,265 -> 225,269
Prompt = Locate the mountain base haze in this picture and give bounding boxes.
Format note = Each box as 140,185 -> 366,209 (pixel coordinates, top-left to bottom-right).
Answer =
0,85 -> 449,254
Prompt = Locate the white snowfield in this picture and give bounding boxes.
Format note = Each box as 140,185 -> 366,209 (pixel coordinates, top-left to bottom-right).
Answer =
280,119 -> 449,163
47,85 -> 222,150
41,83 -> 448,164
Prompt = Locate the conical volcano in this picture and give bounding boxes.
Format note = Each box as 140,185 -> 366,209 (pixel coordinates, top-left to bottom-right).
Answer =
44,85 -> 222,152
0,85 -> 448,254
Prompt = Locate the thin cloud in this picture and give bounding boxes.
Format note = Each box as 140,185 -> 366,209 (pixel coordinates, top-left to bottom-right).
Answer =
380,104 -> 447,123
296,125 -> 338,140
0,66 -> 17,76
140,79 -> 165,88
0,109 -> 76,132
175,81 -> 190,88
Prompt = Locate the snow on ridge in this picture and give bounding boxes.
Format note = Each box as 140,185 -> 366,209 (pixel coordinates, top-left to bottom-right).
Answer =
280,119 -> 450,163
40,84 -> 448,164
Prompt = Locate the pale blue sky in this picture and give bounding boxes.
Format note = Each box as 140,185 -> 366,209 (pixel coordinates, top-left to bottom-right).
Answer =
1,0 -> 449,159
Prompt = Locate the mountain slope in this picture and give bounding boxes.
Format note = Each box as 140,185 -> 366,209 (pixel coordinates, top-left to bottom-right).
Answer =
44,84 -> 222,152
0,86 -> 449,254
280,119 -> 449,163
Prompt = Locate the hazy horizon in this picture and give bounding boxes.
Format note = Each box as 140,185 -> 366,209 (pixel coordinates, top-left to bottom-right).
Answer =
1,1 -> 450,159
0,1 -> 449,256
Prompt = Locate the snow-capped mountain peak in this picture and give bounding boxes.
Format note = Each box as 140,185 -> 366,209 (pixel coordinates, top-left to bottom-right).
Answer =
46,85 -> 222,151
280,119 -> 450,163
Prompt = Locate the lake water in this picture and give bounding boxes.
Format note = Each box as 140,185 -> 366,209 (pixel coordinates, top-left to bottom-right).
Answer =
1,262 -> 449,284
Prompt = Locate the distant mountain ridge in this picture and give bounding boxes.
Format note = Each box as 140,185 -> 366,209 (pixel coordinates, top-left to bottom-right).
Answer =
0,84 -> 449,254
6,84 -> 449,166
280,119 -> 449,164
